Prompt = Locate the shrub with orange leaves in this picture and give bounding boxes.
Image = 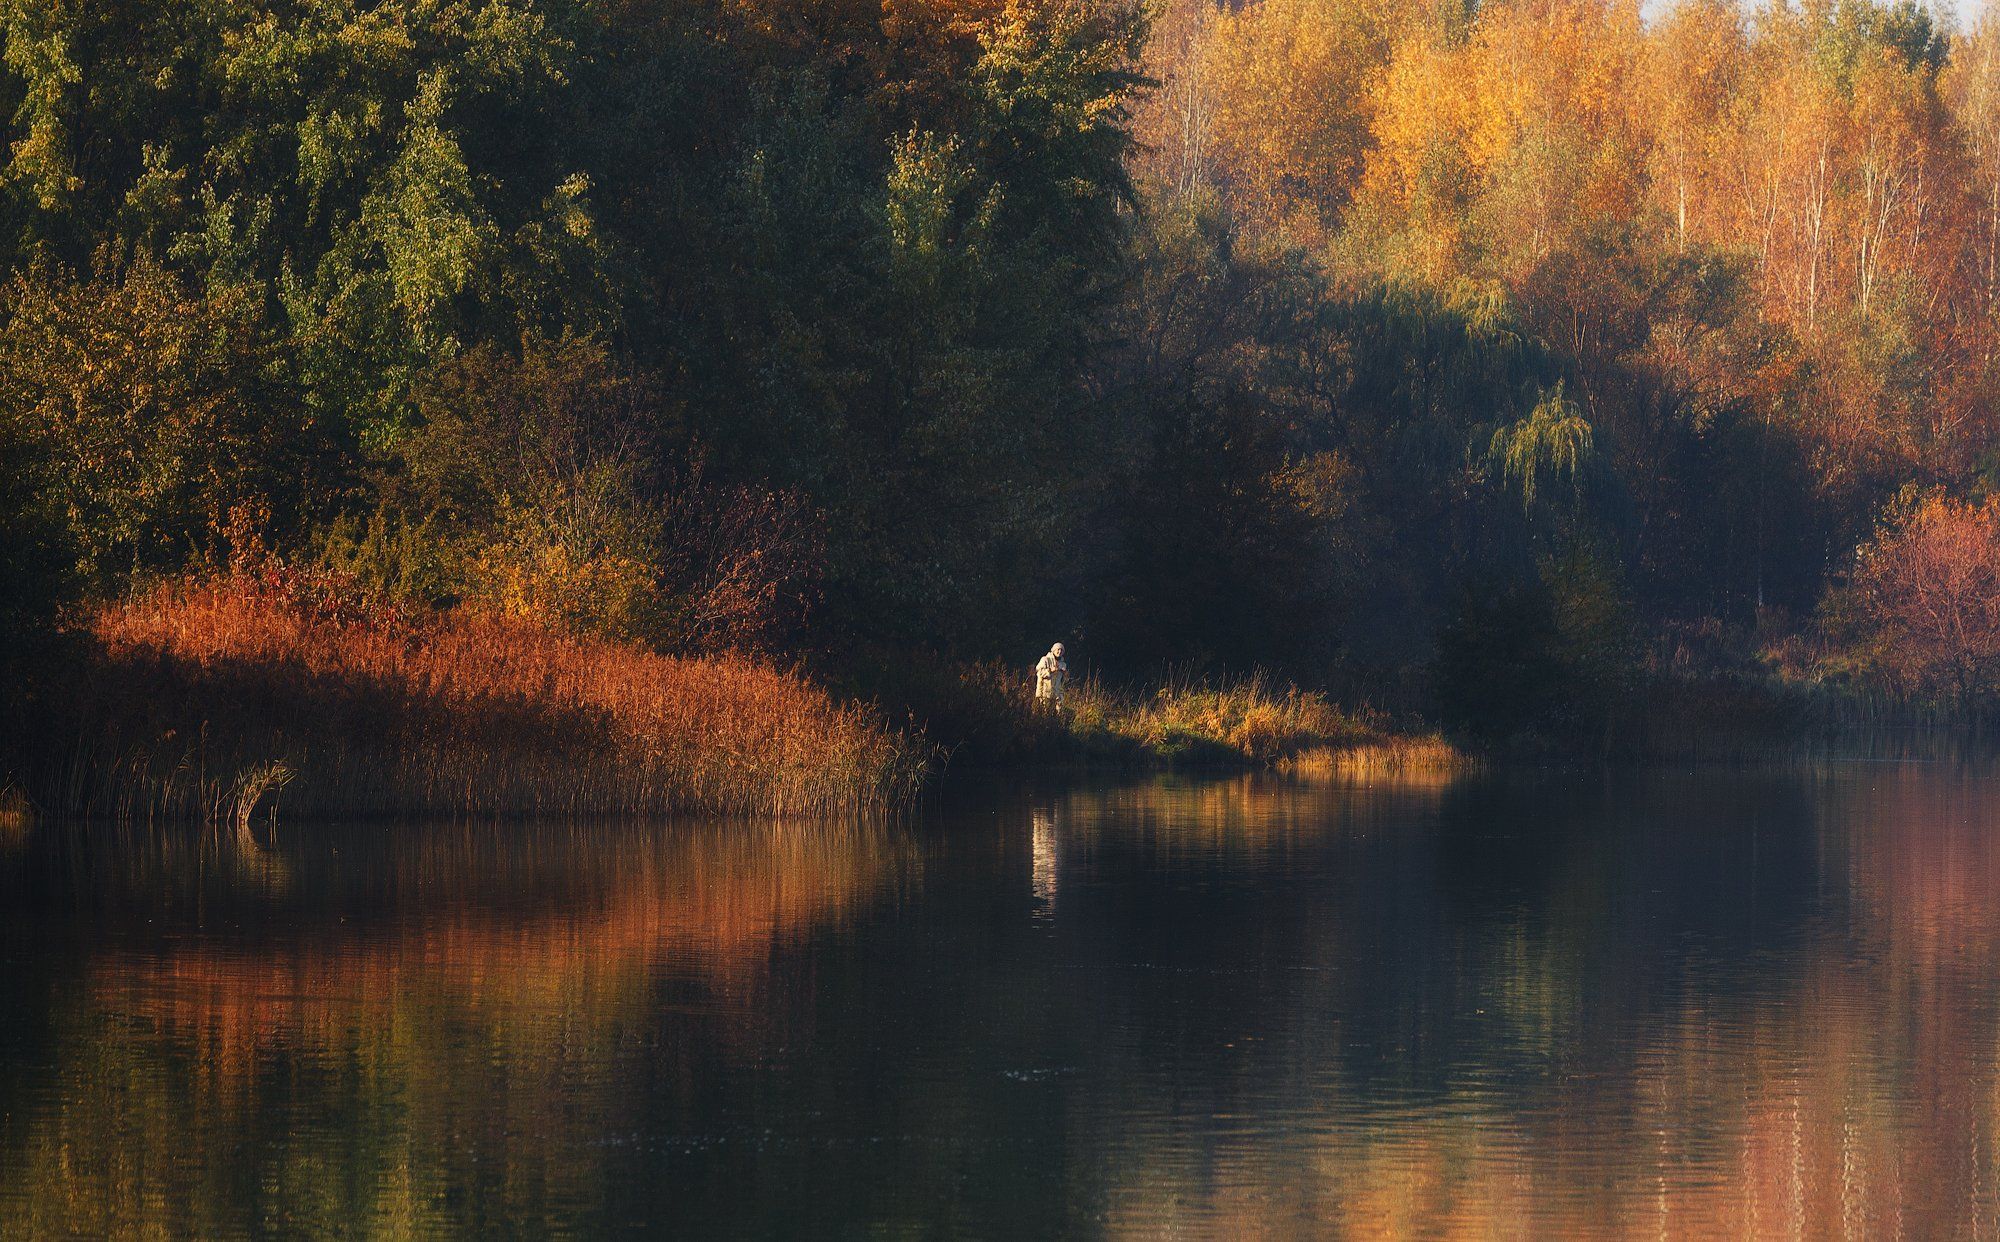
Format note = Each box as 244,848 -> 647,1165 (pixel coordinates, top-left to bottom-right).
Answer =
1831,494 -> 2000,703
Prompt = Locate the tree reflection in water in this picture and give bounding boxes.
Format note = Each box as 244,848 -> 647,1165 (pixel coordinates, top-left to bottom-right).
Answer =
0,819 -> 917,1237
4,767 -> 2000,1237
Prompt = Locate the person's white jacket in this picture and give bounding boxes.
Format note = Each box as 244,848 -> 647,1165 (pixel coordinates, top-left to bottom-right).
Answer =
1035,644 -> 1069,706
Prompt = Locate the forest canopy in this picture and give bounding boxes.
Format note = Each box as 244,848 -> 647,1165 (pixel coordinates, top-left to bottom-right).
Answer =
5,0 -> 2000,729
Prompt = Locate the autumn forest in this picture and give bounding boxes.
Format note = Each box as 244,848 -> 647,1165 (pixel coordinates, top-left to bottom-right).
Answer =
4,0 -> 2000,811
1131,0 -> 2000,721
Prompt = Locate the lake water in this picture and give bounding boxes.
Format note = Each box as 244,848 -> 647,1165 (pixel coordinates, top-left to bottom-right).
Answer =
4,763 -> 2000,1237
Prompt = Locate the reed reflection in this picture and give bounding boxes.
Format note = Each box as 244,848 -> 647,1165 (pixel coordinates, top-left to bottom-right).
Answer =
0,818 -> 915,1238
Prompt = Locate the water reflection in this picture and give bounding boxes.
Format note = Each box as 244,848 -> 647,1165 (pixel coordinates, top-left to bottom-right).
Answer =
1063,770 -> 2000,1239
0,820 -> 916,1238
4,768 -> 2000,1236
1031,808 -> 1059,918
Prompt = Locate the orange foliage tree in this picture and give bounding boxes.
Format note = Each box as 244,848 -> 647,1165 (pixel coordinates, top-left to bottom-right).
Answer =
1836,494 -> 2000,702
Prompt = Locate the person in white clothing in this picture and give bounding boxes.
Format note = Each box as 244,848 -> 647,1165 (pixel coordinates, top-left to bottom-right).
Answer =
1034,643 -> 1069,709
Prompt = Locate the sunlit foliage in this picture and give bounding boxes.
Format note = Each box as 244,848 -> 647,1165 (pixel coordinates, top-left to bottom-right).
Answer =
1830,492 -> 2000,702
4,0 -> 2000,740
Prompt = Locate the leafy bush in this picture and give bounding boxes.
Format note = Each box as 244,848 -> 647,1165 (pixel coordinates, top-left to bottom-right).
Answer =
0,398 -> 71,659
1826,493 -> 2000,704
0,256 -> 327,589
369,338 -> 822,651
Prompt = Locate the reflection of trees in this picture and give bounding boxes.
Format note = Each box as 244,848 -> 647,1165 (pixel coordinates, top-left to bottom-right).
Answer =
1075,769 -> 2000,1237
0,819 -> 913,1238
14,769 -> 2000,1236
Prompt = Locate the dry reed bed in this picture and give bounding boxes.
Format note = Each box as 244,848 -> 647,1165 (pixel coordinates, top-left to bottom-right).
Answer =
1067,672 -> 1461,771
1280,736 -> 1472,781
36,577 -> 923,821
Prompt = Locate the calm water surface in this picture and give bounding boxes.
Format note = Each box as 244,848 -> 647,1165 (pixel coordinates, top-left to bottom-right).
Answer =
4,764 -> 2000,1237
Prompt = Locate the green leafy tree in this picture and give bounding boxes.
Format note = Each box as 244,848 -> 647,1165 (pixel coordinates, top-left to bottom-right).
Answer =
0,256 -> 323,586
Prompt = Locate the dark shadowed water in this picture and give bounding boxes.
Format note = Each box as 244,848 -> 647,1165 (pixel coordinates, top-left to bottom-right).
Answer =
5,763 -> 2000,1237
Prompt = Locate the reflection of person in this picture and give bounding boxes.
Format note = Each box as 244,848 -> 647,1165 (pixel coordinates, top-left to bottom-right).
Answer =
1031,807 -> 1058,913
1034,643 -> 1069,708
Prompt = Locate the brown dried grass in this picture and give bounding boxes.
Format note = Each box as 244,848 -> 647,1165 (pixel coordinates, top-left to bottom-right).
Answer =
31,573 -> 924,821
1067,672 -> 1463,771
1280,735 -> 1471,782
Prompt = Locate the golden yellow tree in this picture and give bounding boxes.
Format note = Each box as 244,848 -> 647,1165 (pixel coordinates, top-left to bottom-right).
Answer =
1134,0 -> 1216,200
1358,0 -> 1641,280
1945,9 -> 2000,348
1200,0 -> 1417,241
1635,0 -> 1745,251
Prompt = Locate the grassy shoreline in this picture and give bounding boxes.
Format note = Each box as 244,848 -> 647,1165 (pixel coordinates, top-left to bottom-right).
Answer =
19,576 -> 1989,828
845,658 -> 1470,778
18,584 -> 1992,829
2,579 -> 1475,826
1053,676 -> 1466,776
6,574 -> 925,824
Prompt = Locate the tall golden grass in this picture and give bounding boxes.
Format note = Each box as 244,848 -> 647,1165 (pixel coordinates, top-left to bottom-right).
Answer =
28,573 -> 924,821
1279,736 -> 1471,781
866,657 -> 1467,771
1066,671 -> 1463,771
